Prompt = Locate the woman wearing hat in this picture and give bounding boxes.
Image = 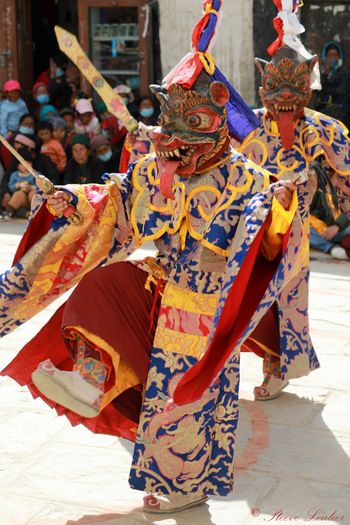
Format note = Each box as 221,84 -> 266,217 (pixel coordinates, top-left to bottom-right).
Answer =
90,133 -> 121,173
63,134 -> 105,185
0,80 -> 28,137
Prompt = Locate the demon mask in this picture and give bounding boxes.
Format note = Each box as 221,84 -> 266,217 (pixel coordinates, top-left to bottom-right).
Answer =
150,72 -> 230,199
255,46 -> 318,149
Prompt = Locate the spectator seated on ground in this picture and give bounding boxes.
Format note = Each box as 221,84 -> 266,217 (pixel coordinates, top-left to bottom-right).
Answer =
63,133 -> 105,185
32,83 -> 51,120
51,116 -> 71,161
136,95 -> 159,127
0,80 -> 28,138
310,188 -> 350,260
39,105 -> 59,123
74,99 -> 100,139
90,133 -> 121,172
36,120 -> 67,177
0,113 -> 37,171
0,134 -> 60,218
59,108 -> 77,144
1,147 -> 39,221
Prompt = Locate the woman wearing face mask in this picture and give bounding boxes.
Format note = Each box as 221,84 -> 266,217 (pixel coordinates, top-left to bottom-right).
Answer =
18,114 -> 36,136
137,96 -> 158,126
0,113 -> 37,171
316,41 -> 350,127
33,83 -> 51,119
90,134 -> 121,172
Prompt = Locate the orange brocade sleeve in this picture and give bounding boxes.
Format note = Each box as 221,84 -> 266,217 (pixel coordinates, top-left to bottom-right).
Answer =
260,191 -> 298,261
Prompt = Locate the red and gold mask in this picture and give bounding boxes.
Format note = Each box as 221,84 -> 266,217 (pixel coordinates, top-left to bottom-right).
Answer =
255,46 -> 318,149
150,72 -> 230,198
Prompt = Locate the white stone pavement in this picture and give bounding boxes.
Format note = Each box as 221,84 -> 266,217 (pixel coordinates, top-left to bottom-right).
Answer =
0,220 -> 349,525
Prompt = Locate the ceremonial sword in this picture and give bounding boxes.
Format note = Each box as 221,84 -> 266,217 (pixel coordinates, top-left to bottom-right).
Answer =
54,25 -> 139,133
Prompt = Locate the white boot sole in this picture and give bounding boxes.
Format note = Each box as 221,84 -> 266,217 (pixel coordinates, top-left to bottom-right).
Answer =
32,369 -> 99,418
143,495 -> 208,514
254,380 -> 289,401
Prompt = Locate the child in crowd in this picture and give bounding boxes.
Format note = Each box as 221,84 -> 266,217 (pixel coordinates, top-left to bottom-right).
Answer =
74,99 -> 100,139
36,120 -> 67,176
51,116 -> 71,161
59,108 -> 77,144
3,148 -> 38,220
39,105 -> 59,122
0,80 -> 28,137
32,83 -> 51,120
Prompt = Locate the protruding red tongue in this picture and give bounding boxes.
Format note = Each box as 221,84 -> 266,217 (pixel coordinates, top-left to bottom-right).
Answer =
158,158 -> 180,200
278,111 -> 295,150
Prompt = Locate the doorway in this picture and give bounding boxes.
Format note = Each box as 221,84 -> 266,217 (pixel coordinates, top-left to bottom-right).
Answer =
30,0 -> 78,88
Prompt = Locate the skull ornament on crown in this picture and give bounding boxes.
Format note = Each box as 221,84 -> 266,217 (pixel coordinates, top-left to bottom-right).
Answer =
255,0 -> 320,150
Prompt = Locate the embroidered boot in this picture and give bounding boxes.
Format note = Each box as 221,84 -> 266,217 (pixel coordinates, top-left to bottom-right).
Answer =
31,336 -> 108,418
143,492 -> 208,514
254,353 -> 288,401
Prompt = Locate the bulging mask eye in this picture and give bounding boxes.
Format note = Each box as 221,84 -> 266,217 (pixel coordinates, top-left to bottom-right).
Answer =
295,76 -> 309,91
157,112 -> 171,126
263,76 -> 278,91
186,113 -> 212,129
171,97 -> 182,113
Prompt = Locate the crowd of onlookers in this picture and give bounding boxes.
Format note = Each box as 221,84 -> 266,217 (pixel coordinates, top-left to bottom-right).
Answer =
0,58 -> 158,222
0,54 -> 349,260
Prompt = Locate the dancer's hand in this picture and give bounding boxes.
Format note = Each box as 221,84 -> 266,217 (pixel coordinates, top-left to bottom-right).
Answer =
125,131 -> 137,148
42,190 -> 70,214
274,180 -> 297,210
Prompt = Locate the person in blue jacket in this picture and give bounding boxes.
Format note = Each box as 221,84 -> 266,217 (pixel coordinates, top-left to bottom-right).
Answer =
0,80 -> 28,137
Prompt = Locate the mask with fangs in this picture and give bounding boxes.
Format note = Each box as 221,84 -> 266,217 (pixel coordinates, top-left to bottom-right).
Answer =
150,71 -> 230,199
255,46 -> 318,150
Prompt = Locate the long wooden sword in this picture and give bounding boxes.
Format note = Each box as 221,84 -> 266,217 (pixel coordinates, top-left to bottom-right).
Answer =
54,25 -> 139,133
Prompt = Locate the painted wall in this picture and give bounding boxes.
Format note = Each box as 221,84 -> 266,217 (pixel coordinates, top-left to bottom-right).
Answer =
158,0 -> 255,106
